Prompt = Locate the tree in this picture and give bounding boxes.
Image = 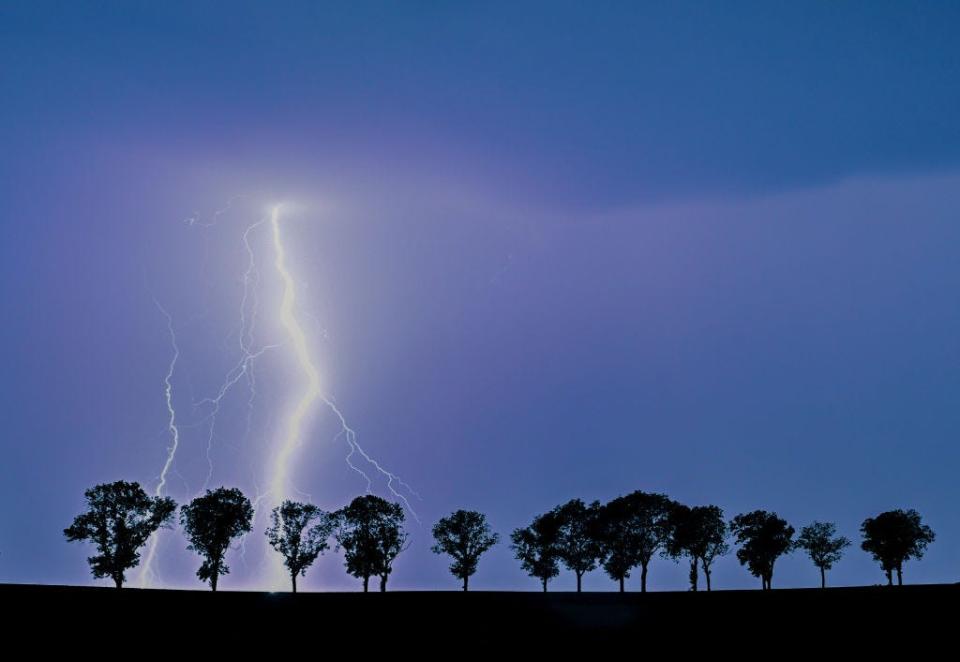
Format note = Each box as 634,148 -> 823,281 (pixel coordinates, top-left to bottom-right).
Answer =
796,521 -> 850,588
180,487 -> 253,591
266,500 -> 335,593
431,509 -> 499,591
510,511 -> 561,592
729,510 -> 794,590
64,480 -> 176,589
553,499 -> 603,592
620,491 -> 674,592
335,495 -> 409,592
860,509 -> 935,586
595,497 -> 636,592
665,503 -> 728,591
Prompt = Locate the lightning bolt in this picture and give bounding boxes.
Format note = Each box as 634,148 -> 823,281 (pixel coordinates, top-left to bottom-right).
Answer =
142,202 -> 420,590
139,300 -> 182,587
195,217 -> 280,491
267,205 -> 420,527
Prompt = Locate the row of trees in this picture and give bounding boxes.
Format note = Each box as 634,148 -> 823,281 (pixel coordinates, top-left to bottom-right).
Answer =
510,492 -> 936,592
64,481 -> 411,591
65,481 -> 936,592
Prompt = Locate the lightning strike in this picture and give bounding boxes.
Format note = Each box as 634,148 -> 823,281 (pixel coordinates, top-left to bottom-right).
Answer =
139,300 -> 182,586
144,201 -> 420,590
267,206 -> 420,524
194,217 -> 279,491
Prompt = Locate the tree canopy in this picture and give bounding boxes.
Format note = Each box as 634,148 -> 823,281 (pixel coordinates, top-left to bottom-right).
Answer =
860,509 -> 935,586
729,510 -> 794,590
266,500 -> 335,592
64,480 -> 176,588
180,487 -> 253,591
666,504 -> 728,591
552,499 -> 603,592
796,521 -> 850,588
511,511 -> 561,592
335,495 -> 409,592
431,509 -> 499,591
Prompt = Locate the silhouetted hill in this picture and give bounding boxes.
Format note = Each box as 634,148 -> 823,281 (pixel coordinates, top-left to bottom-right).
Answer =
4,583 -> 956,650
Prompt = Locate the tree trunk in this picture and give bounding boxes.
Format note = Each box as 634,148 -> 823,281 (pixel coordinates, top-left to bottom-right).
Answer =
542,578 -> 548,593
114,574 -> 123,590
291,572 -> 297,594
896,566 -> 903,586
576,572 -> 582,593
380,575 -> 388,592
619,576 -> 624,593
211,573 -> 218,592
463,575 -> 469,592
689,557 -> 699,592
820,567 -> 826,589
885,569 -> 893,586
704,566 -> 711,592
363,576 -> 369,592
641,563 -> 648,593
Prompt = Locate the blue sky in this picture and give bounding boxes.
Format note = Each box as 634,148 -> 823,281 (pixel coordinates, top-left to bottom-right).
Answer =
1,2 -> 959,591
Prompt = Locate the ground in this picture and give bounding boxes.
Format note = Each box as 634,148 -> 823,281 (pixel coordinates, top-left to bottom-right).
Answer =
3,583 -> 955,650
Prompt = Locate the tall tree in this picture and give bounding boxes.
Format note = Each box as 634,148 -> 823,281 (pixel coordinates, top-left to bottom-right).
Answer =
510,511 -> 561,592
266,500 -> 335,593
64,480 -> 176,589
180,487 -> 253,591
335,495 -> 409,592
553,499 -> 603,592
860,509 -> 935,586
595,497 -> 636,592
665,503 -> 728,591
431,509 -> 499,591
729,510 -> 794,590
796,521 -> 850,588
620,491 -> 674,592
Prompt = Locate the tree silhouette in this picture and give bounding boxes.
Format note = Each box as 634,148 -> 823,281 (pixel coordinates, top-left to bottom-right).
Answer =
553,499 -> 603,592
266,500 -> 335,593
180,487 -> 253,591
64,480 -> 176,589
595,497 -> 636,592
730,510 -> 794,590
860,509 -> 935,586
621,491 -> 674,592
431,509 -> 499,591
665,503 -> 728,591
510,511 -> 561,592
335,495 -> 409,592
796,521 -> 850,588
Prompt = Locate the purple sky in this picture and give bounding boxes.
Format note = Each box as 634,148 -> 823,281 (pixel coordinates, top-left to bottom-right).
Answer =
1,3 -> 959,591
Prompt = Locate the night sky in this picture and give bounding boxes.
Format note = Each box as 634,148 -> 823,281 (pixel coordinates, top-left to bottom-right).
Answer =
2,2 -> 959,591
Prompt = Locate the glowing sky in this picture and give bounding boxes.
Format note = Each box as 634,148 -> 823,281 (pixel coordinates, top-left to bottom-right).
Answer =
2,3 -> 960,591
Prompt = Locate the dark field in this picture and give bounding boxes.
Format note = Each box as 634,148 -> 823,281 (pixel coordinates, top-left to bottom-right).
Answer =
3,583 -> 956,649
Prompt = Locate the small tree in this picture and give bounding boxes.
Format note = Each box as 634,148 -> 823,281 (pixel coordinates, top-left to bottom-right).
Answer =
796,521 -> 850,588
64,480 -> 176,589
431,509 -> 499,591
553,499 -> 603,592
665,503 -> 728,591
335,495 -> 409,592
180,487 -> 253,591
729,510 -> 794,590
266,500 -> 335,593
860,509 -> 935,586
692,506 -> 728,591
510,511 -> 561,592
